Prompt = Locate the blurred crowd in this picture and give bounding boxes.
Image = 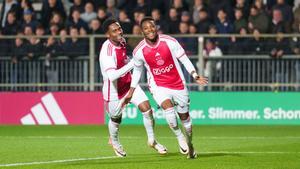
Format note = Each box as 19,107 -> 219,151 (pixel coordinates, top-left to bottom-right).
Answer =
1,0 -> 300,91
0,0 -> 300,59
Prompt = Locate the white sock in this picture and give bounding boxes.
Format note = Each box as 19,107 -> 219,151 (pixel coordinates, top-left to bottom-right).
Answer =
164,107 -> 184,138
142,109 -> 155,143
181,115 -> 192,140
108,119 -> 120,146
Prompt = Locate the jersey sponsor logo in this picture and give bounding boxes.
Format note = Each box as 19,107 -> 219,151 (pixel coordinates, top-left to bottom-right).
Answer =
152,64 -> 174,75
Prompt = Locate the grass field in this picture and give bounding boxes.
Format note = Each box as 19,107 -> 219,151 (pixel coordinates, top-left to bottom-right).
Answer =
0,125 -> 300,169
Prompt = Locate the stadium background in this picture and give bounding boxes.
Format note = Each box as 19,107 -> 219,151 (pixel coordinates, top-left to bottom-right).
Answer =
0,0 -> 300,168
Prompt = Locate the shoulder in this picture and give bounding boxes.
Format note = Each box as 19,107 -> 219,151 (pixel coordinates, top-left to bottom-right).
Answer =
133,40 -> 146,56
159,34 -> 177,43
100,40 -> 114,57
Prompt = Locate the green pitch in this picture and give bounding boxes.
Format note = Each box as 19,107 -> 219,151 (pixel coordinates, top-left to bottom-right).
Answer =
0,125 -> 299,169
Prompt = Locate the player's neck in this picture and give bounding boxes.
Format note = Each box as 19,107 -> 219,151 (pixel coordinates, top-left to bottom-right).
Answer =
109,39 -> 121,47
145,35 -> 159,46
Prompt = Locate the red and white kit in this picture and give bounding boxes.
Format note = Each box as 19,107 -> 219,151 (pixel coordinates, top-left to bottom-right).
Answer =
99,40 -> 148,117
131,34 -> 197,113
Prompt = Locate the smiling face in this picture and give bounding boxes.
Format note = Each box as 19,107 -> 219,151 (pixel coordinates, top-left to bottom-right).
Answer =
141,20 -> 158,43
106,22 -> 124,45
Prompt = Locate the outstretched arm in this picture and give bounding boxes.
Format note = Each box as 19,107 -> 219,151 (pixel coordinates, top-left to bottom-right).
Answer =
178,54 -> 208,86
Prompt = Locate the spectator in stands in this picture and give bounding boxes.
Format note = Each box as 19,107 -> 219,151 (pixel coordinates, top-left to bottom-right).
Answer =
235,0 -> 250,19
209,0 -> 234,22
196,9 -> 211,33
45,35 -> 59,91
56,28 -> 68,56
167,7 -> 180,33
50,12 -> 65,31
268,31 -> 291,90
189,24 -> 197,33
270,8 -> 291,33
191,0 -> 210,24
11,35 -> 26,89
272,0 -> 294,26
208,24 -> 220,46
151,9 -> 168,33
203,38 -> 223,86
80,2 -> 97,24
106,0 -> 119,18
133,10 -> 145,25
248,5 -> 269,33
26,35 -> 44,91
69,0 -> 85,20
181,11 -> 191,23
88,19 -> 104,54
66,27 -> 86,59
2,11 -> 19,56
118,10 -> 133,34
229,27 -> 250,54
293,3 -> 300,31
177,22 -> 197,55
97,7 -> 108,24
127,24 -> 142,52
26,36 -> 44,61
268,32 -> 292,58
248,29 -> 267,54
215,9 -> 234,34
23,25 -> 34,42
21,0 -> 34,17
2,11 -> 19,36
134,0 -> 151,15
35,24 -> 46,45
89,18 -> 102,34
233,8 -> 247,33
150,0 -> 170,17
67,8 -> 88,31
21,9 -> 38,32
0,0 -> 22,29
117,0 -> 137,18
49,23 -> 59,35
171,0 -> 189,16
41,0 -> 66,28
215,8 -> 233,53
254,0 -> 268,13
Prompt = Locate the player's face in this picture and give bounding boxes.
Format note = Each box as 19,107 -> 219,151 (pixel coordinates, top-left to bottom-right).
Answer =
107,22 -> 124,44
141,20 -> 158,42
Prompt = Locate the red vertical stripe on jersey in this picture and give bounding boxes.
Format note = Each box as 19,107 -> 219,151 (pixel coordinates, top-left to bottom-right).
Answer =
115,47 -> 131,99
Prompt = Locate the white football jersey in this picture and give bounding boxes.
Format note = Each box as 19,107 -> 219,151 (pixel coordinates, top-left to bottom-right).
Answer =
99,40 -> 131,101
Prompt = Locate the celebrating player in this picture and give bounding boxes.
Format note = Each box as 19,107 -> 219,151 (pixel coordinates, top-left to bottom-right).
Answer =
99,18 -> 167,157
124,17 -> 208,159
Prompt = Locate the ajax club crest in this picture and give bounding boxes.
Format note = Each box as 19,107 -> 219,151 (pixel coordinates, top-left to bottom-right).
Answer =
155,52 -> 164,66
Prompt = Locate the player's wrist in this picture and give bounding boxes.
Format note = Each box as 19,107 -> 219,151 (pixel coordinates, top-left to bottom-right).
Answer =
192,72 -> 200,80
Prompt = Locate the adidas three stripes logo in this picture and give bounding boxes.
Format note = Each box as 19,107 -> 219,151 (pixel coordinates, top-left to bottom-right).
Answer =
20,93 -> 68,125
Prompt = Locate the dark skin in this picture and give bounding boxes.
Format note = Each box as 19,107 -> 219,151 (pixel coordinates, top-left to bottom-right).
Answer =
123,19 -> 208,120
106,22 -> 154,123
